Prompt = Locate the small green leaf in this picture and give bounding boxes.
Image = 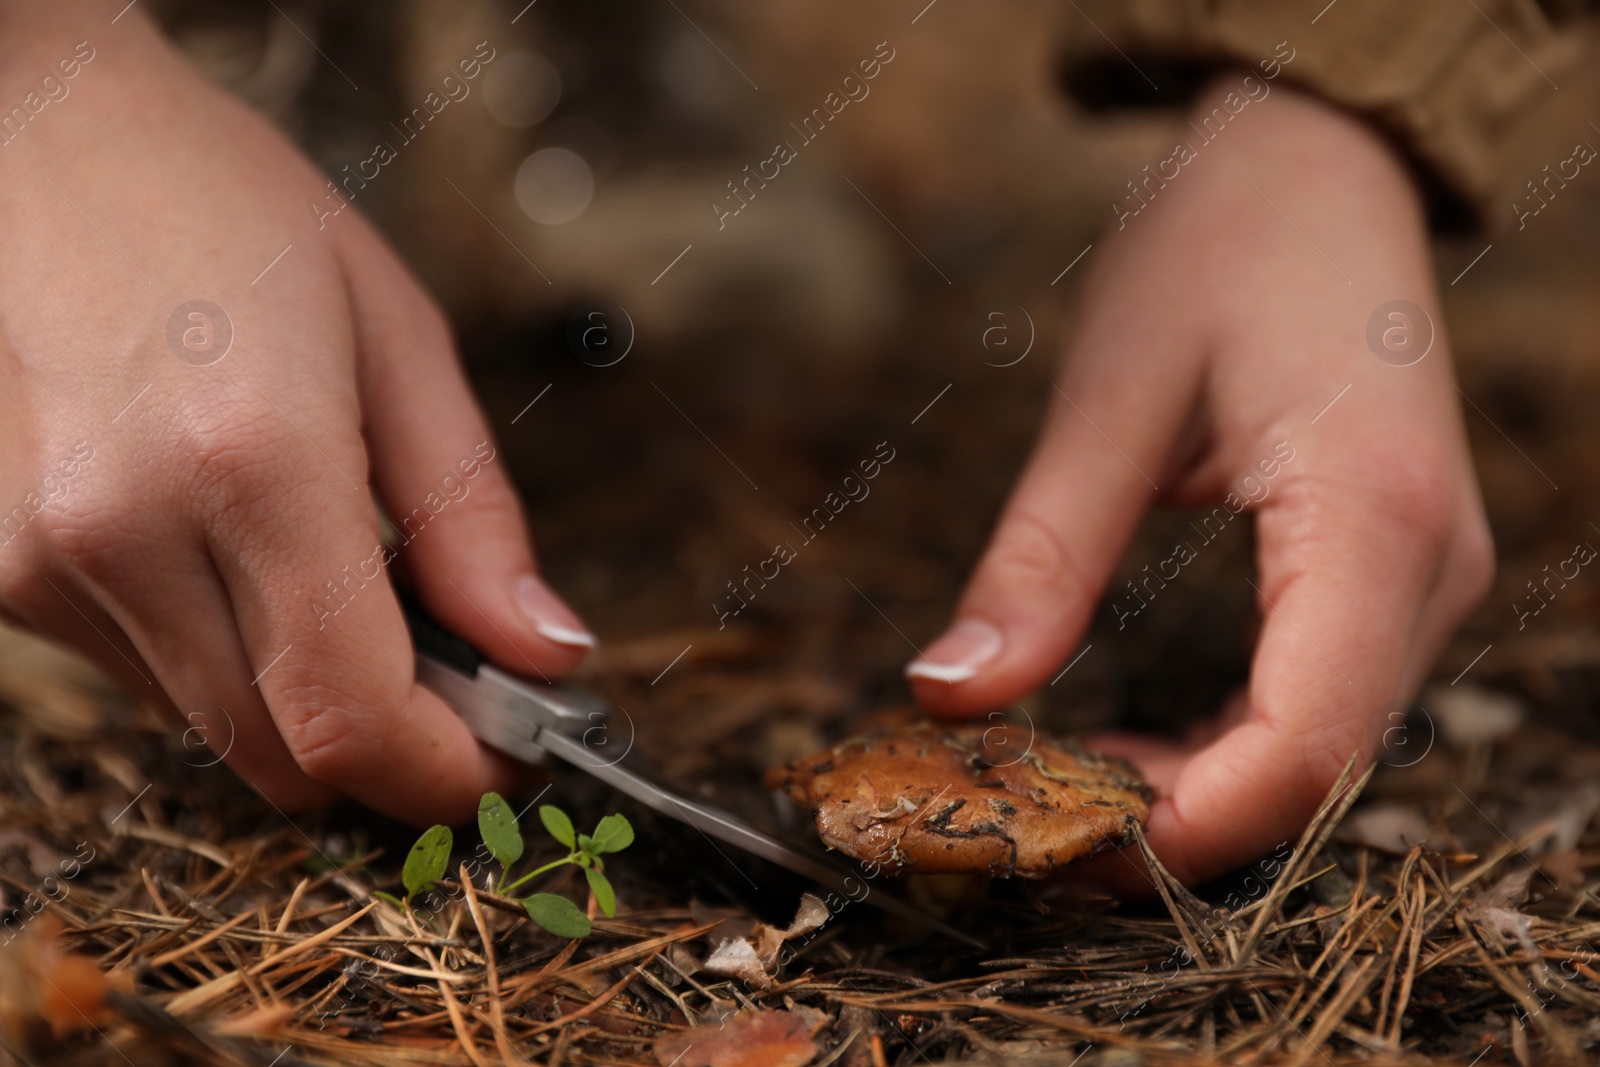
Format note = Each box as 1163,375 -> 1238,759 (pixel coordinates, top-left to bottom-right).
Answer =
402,825 -> 453,900
577,833 -> 593,855
372,889 -> 404,909
540,805 -> 576,849
522,893 -> 591,939
478,792 -> 524,868
584,868 -> 617,917
589,813 -> 634,855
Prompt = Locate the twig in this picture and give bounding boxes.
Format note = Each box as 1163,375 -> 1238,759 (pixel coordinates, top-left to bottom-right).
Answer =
462,863 -> 530,1067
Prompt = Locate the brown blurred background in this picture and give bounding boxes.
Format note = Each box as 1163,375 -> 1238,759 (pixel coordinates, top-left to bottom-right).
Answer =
10,0 -> 1600,769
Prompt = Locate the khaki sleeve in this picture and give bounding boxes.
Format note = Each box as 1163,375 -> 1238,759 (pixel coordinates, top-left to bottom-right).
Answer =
1061,0 -> 1593,232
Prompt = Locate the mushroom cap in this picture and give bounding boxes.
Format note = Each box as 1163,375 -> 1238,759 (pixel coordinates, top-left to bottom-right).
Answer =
765,724 -> 1152,878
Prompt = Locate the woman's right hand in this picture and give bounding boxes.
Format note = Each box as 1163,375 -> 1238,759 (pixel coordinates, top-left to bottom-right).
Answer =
0,0 -> 593,824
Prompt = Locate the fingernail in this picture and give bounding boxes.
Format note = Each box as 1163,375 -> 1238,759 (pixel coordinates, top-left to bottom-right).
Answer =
513,574 -> 597,650
905,618 -> 1002,684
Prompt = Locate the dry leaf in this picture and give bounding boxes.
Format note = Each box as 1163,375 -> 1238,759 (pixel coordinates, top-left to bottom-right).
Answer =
1477,866 -> 1536,910
1428,684 -> 1525,746
755,893 -> 828,965
1470,906 -> 1539,956
1336,805 -> 1436,853
653,1006 -> 827,1067
704,936 -> 772,989
1547,782 -> 1600,851
704,893 -> 831,988
0,913 -> 125,1048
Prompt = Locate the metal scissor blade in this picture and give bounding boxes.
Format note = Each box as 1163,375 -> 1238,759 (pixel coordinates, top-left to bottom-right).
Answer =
403,594 -> 985,951
535,731 -> 987,950
415,654 -> 603,766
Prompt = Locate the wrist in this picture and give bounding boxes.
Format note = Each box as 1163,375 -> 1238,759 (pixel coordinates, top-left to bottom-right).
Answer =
1185,70 -> 1416,204
1109,68 -> 1426,267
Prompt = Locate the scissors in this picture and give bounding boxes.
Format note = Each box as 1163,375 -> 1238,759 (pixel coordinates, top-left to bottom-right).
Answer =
401,595 -> 985,949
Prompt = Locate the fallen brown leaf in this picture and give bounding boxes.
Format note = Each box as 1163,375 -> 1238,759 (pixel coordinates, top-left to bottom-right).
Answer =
653,1006 -> 828,1067
0,913 -> 125,1048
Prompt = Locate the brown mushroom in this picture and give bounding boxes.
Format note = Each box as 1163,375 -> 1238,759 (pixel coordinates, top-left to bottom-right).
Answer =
764,724 -> 1152,878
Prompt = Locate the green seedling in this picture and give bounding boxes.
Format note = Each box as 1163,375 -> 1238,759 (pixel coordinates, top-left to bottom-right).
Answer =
395,792 -> 633,941
479,791 -> 525,878
401,824 -> 453,899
